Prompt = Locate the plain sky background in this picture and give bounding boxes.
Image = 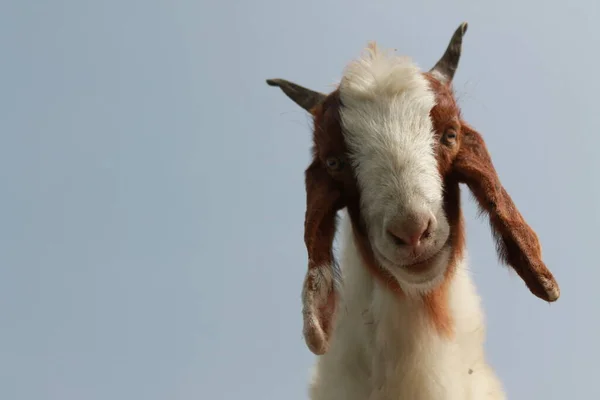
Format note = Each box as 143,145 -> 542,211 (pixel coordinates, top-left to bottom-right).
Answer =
1,0 -> 598,399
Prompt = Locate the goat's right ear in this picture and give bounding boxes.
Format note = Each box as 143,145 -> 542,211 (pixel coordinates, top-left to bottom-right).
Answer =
266,79 -> 326,114
302,160 -> 343,355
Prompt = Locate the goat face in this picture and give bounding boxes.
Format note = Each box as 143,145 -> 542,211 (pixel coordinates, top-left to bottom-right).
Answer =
267,22 -> 560,355
336,45 -> 452,294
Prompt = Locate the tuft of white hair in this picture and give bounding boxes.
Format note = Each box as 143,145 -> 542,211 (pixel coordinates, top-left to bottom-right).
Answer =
338,42 -> 436,110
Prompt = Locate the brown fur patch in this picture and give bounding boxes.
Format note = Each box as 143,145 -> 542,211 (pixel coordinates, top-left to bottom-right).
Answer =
453,123 -> 559,301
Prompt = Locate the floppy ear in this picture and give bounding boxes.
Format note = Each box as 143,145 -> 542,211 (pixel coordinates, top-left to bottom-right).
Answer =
453,123 -> 560,302
302,160 -> 344,355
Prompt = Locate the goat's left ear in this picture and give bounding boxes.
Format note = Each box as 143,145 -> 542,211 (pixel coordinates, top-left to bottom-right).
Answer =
266,79 -> 326,114
453,122 -> 560,302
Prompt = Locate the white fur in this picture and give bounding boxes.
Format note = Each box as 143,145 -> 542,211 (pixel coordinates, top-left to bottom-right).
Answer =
307,213 -> 506,400
302,264 -> 335,349
338,44 -> 450,295
306,45 -> 505,399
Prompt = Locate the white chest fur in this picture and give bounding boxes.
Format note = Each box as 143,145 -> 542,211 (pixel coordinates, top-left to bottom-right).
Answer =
307,213 -> 505,400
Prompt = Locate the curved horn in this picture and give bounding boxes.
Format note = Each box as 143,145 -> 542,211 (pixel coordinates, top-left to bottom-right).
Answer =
266,79 -> 326,113
430,22 -> 469,84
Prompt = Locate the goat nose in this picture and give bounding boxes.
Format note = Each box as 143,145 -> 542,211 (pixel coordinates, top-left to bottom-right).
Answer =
387,215 -> 433,248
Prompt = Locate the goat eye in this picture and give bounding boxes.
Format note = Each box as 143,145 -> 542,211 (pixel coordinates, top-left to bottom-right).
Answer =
326,157 -> 343,171
443,129 -> 458,143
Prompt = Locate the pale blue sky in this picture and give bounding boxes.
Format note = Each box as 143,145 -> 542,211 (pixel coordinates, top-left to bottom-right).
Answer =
1,0 -> 598,399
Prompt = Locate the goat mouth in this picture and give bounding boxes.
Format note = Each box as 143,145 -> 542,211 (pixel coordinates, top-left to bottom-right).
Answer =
374,241 -> 449,274
402,252 -> 440,272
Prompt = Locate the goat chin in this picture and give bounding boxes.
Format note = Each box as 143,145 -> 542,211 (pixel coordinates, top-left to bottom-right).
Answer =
307,211 -> 506,400
375,245 -> 452,295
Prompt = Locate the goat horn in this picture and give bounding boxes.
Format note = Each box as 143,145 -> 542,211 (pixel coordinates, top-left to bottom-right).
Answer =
430,22 -> 468,84
266,79 -> 327,113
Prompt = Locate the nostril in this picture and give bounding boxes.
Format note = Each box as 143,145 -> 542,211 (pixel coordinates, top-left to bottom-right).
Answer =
406,222 -> 429,247
420,219 -> 432,240
387,228 -> 407,246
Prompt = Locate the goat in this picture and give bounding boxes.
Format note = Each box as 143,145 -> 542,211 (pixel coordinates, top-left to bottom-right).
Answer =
266,23 -> 559,400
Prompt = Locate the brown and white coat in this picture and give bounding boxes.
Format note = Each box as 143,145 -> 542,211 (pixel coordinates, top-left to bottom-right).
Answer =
267,23 -> 559,400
